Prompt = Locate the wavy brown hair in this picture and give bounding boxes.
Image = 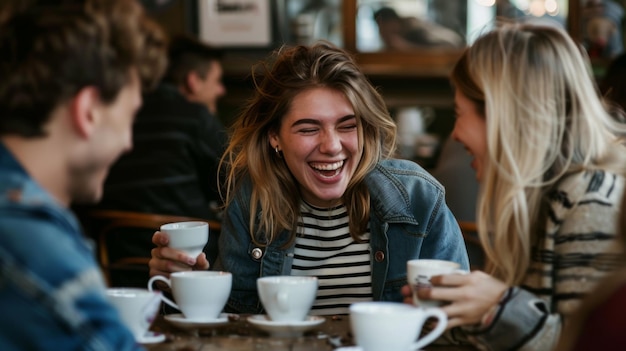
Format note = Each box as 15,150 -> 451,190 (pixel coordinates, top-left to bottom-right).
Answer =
221,42 -> 397,246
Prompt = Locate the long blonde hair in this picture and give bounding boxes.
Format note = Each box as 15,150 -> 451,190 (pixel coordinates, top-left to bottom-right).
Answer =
451,22 -> 626,285
220,42 -> 397,246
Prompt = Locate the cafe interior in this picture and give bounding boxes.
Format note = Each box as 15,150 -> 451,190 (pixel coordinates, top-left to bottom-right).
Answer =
68,0 -> 626,350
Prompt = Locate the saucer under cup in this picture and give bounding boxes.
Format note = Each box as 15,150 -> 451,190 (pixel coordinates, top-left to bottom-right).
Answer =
148,271 -> 232,320
160,221 -> 208,258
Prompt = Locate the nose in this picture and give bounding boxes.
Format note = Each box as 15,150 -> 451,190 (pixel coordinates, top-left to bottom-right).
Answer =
319,130 -> 342,155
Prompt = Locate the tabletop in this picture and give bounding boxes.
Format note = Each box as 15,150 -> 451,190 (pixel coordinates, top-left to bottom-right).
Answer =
143,313 -> 477,351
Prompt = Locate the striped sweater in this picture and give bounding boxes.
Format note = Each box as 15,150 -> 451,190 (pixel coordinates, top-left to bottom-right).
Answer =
465,169 -> 626,351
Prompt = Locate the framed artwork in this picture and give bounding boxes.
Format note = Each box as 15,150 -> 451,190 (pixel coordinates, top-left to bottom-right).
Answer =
198,0 -> 272,47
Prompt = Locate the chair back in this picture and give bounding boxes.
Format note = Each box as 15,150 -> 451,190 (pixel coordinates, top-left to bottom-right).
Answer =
80,209 -> 221,287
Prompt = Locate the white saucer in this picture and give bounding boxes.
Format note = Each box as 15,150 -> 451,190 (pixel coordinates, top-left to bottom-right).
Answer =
247,315 -> 325,337
137,331 -> 166,344
335,347 -> 424,351
164,313 -> 230,329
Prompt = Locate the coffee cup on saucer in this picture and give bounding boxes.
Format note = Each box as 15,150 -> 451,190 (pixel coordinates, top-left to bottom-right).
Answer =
407,259 -> 467,307
105,288 -> 162,343
148,271 -> 231,321
257,275 -> 318,323
349,301 -> 447,351
160,221 -> 208,258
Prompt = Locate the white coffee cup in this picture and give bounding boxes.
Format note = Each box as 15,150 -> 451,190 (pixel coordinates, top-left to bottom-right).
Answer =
350,301 -> 447,351
105,288 -> 162,341
407,259 -> 467,307
160,221 -> 208,258
148,271 -> 231,321
257,276 -> 318,322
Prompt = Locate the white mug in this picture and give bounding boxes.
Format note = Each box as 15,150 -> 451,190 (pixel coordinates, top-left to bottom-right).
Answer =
407,259 -> 467,307
148,271 -> 231,321
350,302 -> 447,351
257,276 -> 318,322
105,288 -> 161,341
160,221 -> 208,258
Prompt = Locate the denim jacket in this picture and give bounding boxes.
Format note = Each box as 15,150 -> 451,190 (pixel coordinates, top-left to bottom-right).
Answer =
214,159 -> 469,314
0,143 -> 142,351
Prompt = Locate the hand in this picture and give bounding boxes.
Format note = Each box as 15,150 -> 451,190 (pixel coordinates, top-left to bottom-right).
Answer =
418,271 -> 508,329
401,284 -> 414,305
149,231 -> 210,277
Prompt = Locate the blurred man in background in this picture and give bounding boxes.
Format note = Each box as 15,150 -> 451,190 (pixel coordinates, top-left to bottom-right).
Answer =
89,35 -> 228,287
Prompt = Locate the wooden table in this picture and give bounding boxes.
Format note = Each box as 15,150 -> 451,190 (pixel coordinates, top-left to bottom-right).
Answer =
144,314 -> 476,351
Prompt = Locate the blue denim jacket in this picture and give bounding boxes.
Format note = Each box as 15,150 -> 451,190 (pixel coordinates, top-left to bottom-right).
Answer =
0,143 -> 142,351
214,159 -> 469,314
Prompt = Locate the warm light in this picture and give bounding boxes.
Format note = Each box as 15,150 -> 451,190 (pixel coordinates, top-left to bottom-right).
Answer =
529,0 -> 547,16
475,0 -> 496,7
516,0 -> 530,11
544,0 -> 558,13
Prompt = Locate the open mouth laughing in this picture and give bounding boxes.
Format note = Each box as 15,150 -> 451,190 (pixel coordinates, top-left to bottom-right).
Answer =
309,160 -> 344,178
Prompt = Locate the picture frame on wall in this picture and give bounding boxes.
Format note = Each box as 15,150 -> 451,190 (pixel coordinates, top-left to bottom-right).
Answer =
198,0 -> 272,47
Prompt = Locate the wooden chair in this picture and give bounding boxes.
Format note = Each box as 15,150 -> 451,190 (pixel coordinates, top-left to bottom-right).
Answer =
457,221 -> 486,271
80,209 -> 221,287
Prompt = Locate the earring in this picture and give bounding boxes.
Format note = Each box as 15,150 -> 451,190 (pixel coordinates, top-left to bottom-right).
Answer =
275,146 -> 283,158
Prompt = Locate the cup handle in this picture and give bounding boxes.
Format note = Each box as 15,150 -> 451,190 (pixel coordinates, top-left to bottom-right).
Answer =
412,307 -> 447,350
147,275 -> 180,311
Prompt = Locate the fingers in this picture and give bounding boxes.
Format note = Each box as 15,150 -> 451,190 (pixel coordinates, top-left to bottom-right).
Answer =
152,231 -> 169,246
429,271 -> 471,286
400,284 -> 414,305
400,284 -> 412,297
149,245 -> 197,278
194,252 -> 210,270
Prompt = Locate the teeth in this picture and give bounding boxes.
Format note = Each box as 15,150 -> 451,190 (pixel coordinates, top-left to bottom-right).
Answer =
310,160 -> 344,171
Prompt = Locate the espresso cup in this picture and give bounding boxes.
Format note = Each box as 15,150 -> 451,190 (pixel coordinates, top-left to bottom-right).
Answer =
407,259 -> 467,307
257,276 -> 318,322
148,271 -> 231,321
350,302 -> 447,351
160,221 -> 208,258
105,288 -> 161,341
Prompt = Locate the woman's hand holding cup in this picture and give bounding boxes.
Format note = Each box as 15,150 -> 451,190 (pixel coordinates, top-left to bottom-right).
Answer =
401,260 -> 508,329
149,221 -> 210,277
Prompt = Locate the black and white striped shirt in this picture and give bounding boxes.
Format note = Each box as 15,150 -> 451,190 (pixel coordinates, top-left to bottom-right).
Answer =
292,202 -> 373,315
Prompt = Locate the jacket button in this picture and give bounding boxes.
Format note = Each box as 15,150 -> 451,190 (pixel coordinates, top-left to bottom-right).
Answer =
375,251 -> 385,262
251,247 -> 263,260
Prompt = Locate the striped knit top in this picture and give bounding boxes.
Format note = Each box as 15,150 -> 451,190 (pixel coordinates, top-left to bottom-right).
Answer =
291,202 -> 373,315
465,169 -> 626,350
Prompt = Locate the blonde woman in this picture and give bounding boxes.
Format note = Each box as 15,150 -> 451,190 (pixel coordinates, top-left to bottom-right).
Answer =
401,22 -> 626,350
150,42 -> 469,315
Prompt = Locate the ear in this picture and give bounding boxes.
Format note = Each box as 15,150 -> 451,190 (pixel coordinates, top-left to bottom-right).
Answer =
268,131 -> 279,150
69,86 -> 101,139
185,71 -> 202,95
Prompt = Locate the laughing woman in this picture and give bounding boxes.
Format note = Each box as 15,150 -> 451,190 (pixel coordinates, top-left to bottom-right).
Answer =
149,42 -> 469,315
401,22 -> 626,350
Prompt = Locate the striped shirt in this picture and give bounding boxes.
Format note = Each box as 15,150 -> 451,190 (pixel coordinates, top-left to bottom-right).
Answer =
292,202 -> 373,315
465,169 -> 626,351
